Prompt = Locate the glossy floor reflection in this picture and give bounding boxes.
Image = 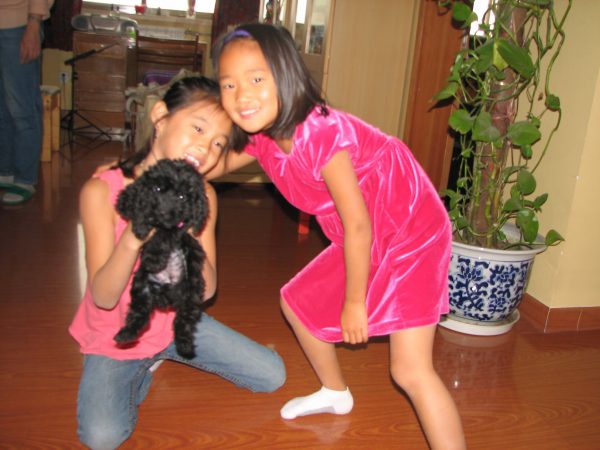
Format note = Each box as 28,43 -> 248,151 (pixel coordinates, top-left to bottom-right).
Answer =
0,142 -> 599,449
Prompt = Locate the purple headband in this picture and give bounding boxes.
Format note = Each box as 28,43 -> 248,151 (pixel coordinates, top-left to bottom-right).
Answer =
223,29 -> 252,45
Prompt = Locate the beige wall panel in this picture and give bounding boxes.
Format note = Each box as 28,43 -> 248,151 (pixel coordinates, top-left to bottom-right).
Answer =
527,0 -> 600,308
325,0 -> 417,136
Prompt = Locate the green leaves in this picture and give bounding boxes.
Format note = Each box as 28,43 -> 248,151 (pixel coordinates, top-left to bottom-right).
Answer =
528,0 -> 552,6
516,209 -> 540,243
545,229 -> 565,246
433,82 -> 458,101
472,112 -> 501,142
503,197 -> 522,213
448,109 -> 474,134
507,121 -> 542,146
496,38 -> 535,79
532,193 -> 548,209
546,94 -> 561,111
448,109 -> 505,143
517,169 -> 536,195
520,144 -> 533,159
474,41 -> 494,73
452,2 -> 477,27
432,0 -> 568,249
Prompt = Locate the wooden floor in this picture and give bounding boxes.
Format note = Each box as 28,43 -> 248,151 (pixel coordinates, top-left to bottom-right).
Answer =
1,141 -> 599,450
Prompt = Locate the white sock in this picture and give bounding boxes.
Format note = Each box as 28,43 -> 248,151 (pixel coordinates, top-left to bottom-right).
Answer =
280,386 -> 354,420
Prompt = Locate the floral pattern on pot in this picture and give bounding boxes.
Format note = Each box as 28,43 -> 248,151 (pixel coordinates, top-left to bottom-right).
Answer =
448,255 -> 533,323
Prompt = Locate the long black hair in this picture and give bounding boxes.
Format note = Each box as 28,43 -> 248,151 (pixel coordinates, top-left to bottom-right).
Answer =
116,76 -> 246,177
212,23 -> 328,140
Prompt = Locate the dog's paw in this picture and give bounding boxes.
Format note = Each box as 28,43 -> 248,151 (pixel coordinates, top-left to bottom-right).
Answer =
175,339 -> 196,359
114,328 -> 137,343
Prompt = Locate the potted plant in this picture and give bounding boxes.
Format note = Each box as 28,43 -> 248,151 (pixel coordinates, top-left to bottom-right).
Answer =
433,0 -> 570,334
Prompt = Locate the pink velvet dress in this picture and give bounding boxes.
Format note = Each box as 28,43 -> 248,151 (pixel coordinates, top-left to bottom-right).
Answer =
245,107 -> 451,342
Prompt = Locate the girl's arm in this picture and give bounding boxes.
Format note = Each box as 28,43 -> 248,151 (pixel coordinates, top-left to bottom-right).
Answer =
321,151 -> 372,345
80,178 -> 144,309
193,181 -> 219,299
205,150 -> 257,181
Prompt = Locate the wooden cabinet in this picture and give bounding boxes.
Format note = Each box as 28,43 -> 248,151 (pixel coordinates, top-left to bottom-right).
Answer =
134,35 -> 207,84
72,31 -> 135,130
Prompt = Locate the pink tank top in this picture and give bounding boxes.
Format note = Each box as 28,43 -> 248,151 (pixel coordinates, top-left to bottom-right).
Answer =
69,169 -> 175,359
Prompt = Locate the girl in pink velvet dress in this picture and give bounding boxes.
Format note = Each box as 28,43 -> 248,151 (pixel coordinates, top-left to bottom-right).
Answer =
211,24 -> 465,450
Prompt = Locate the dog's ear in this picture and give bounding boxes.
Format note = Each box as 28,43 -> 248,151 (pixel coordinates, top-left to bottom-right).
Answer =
190,190 -> 209,234
117,182 -> 153,239
116,183 -> 136,221
131,212 -> 153,239
189,173 -> 209,233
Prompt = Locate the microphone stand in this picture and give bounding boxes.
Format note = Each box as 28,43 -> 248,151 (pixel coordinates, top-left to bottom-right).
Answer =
61,43 -> 118,152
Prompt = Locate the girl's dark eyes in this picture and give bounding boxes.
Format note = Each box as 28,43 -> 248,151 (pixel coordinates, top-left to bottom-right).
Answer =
193,126 -> 203,133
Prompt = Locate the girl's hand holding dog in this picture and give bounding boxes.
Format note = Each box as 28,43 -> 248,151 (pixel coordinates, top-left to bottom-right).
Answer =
121,222 -> 153,252
89,222 -> 148,310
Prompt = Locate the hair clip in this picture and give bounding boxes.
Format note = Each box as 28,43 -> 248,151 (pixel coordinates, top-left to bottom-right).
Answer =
223,29 -> 252,44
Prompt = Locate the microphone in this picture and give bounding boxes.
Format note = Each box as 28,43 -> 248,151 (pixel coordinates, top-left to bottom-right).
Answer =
64,43 -> 119,66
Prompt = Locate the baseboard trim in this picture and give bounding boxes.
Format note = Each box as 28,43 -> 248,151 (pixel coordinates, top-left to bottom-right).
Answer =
519,294 -> 600,333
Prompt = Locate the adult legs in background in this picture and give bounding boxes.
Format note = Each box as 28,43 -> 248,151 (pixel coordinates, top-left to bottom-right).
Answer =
0,26 -> 43,203
389,325 -> 466,450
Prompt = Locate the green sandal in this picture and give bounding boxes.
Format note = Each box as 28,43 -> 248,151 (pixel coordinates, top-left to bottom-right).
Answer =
0,176 -> 15,190
1,184 -> 35,205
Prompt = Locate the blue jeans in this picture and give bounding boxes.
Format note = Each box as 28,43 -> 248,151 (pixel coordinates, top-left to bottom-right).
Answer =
76,314 -> 286,450
0,26 -> 43,186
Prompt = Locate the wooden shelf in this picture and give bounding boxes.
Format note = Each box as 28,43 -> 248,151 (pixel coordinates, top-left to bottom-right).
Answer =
72,31 -> 135,129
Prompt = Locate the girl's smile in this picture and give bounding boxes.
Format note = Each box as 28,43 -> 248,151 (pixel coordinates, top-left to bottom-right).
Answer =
151,100 -> 232,175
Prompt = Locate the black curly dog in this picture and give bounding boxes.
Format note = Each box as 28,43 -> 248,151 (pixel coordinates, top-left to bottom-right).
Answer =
114,159 -> 208,358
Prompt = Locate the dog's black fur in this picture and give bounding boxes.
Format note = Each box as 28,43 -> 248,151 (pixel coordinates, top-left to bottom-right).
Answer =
114,159 -> 208,358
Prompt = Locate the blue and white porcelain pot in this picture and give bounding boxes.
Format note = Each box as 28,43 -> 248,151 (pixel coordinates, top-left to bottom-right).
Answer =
443,224 -> 546,335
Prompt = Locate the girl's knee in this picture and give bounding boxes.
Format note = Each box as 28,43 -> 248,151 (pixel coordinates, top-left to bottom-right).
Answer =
78,422 -> 131,450
256,349 -> 287,393
280,297 -> 299,325
390,363 -> 434,395
77,396 -> 134,450
280,297 -> 289,314
269,352 -> 287,391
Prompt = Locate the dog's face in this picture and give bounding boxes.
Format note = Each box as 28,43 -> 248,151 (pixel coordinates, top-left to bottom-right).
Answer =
117,159 -> 209,239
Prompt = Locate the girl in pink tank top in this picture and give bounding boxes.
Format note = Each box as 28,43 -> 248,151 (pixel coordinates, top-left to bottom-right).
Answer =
70,77 -> 285,449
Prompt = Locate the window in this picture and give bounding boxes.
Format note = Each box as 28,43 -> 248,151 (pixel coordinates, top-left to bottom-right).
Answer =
83,0 -> 216,14
470,0 -> 495,36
